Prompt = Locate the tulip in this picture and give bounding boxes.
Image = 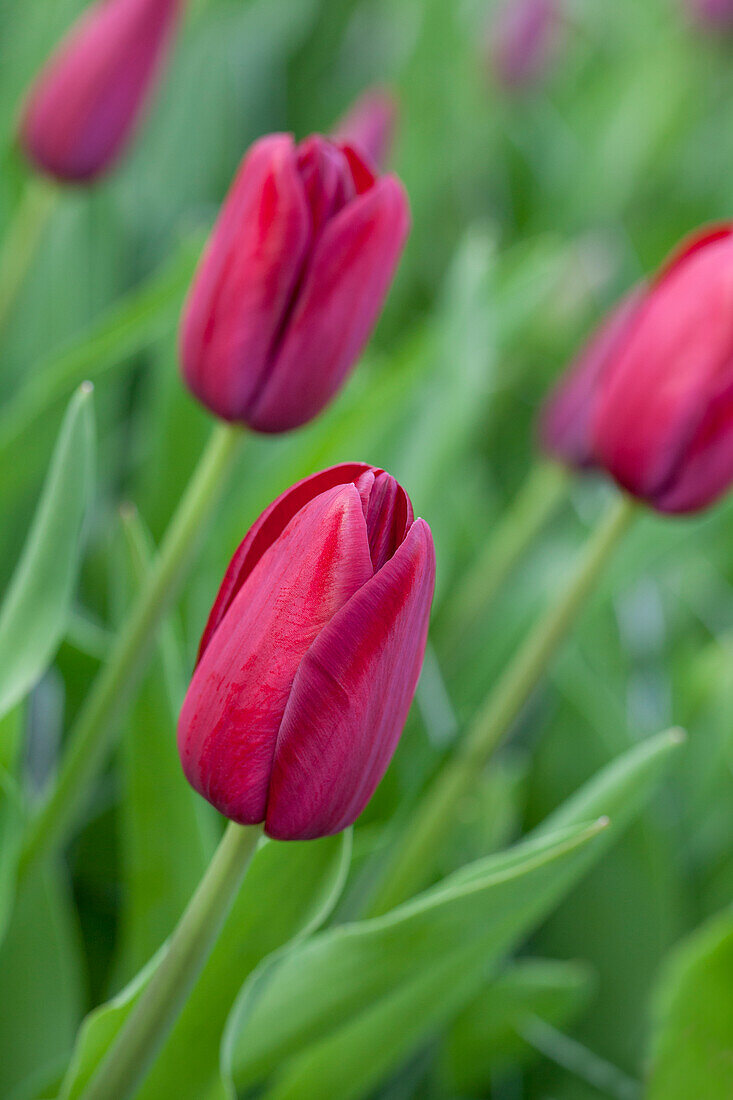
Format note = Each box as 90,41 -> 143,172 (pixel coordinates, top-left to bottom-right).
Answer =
686,0 -> 733,30
539,289 -> 643,469
593,224 -> 733,513
486,0 -> 560,91
180,133 -> 410,433
19,0 -> 182,183
332,88 -> 398,170
178,463 -> 435,839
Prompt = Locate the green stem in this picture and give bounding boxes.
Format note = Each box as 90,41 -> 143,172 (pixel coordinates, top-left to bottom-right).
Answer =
19,423 -> 243,875
368,493 -> 637,916
0,176 -> 58,341
80,822 -> 262,1100
440,461 -> 569,651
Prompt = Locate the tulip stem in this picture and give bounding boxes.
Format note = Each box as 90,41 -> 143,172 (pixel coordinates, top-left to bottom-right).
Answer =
439,461 -> 569,651
19,422 -> 243,876
0,175 -> 58,342
79,821 -> 262,1100
368,492 -> 637,916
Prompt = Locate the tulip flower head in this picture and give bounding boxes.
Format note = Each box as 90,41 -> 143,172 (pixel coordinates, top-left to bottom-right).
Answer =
332,88 -> 398,170
592,225 -> 733,514
178,464 -> 435,839
486,0 -> 561,91
19,0 -> 183,183
686,0 -> 733,30
180,134 -> 410,433
539,289 -> 644,469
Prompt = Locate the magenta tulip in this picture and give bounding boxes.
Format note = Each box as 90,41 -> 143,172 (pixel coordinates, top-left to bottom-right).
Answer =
19,0 -> 183,183
686,0 -> 733,30
486,0 -> 561,91
539,289 -> 644,469
180,133 -> 410,433
177,463 -> 435,839
593,224 -> 733,513
332,88 -> 397,170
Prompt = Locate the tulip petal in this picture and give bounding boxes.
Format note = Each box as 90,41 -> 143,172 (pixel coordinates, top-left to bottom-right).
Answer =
197,463 -> 373,661
265,519 -> 435,840
20,0 -> 181,182
178,484 -> 373,825
180,134 -> 312,423
247,176 -> 410,432
654,376 -> 733,513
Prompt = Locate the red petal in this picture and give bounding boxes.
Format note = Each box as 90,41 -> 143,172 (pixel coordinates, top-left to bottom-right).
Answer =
180,134 -> 311,423
197,463 -> 375,662
178,484 -> 373,825
265,519 -> 435,840
247,176 -> 410,432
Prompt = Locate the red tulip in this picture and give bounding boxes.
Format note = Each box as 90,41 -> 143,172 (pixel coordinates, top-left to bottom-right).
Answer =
593,224 -> 733,513
19,0 -> 182,183
332,88 -> 397,170
486,0 -> 561,91
180,134 -> 410,433
539,289 -> 644,469
178,463 -> 435,839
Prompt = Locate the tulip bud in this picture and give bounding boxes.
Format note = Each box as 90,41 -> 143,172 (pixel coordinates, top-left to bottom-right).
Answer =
686,0 -> 733,30
332,88 -> 398,170
19,0 -> 182,183
539,289 -> 644,469
178,463 -> 435,839
180,134 -> 410,433
593,224 -> 733,513
486,0 -> 560,91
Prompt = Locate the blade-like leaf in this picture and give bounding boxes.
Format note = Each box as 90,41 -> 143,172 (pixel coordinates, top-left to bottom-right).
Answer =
0,384 -> 94,719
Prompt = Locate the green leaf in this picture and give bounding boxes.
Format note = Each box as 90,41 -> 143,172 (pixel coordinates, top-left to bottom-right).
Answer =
221,727 -> 683,1100
0,768 -> 23,948
0,384 -> 94,719
440,957 -> 594,1094
0,861 -> 84,1100
110,505 -> 216,987
58,831 -> 351,1100
646,908 -> 733,1100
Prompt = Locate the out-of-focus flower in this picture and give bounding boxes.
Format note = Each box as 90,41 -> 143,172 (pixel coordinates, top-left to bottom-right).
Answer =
332,88 -> 398,170
178,463 -> 435,840
539,289 -> 643,469
593,224 -> 733,513
486,0 -> 561,91
19,0 -> 183,183
180,133 -> 410,433
686,0 -> 733,31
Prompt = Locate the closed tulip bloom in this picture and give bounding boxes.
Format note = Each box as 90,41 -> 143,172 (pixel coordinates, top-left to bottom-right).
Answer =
332,88 -> 398,170
180,134 -> 410,433
686,0 -> 733,29
593,225 -> 733,514
19,0 -> 182,183
178,464 -> 435,839
487,0 -> 560,91
539,289 -> 643,469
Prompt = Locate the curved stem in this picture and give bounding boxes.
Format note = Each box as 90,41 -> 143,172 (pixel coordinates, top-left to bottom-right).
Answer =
0,176 -> 57,341
80,822 -> 261,1100
368,493 -> 637,916
440,461 -> 569,652
19,423 -> 243,875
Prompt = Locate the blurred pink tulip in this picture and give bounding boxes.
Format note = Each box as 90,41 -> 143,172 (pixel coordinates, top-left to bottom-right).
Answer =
486,0 -> 560,91
178,463 -> 435,839
686,0 -> 733,30
332,88 -> 398,170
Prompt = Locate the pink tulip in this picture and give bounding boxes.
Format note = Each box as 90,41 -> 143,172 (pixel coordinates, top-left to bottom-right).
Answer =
593,224 -> 733,513
178,463 -> 435,839
332,88 -> 398,170
539,289 -> 644,469
19,0 -> 183,183
486,0 -> 560,91
180,134 -> 410,433
686,0 -> 733,30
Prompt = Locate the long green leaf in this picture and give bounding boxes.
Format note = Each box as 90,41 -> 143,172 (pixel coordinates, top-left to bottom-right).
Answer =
0,384 -> 94,719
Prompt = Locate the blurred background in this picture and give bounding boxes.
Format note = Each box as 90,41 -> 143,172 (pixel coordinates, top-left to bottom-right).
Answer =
1,0 -> 733,1096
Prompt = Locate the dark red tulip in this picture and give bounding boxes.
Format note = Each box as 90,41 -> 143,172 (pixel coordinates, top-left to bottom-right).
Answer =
332,88 -> 397,170
486,0 -> 561,91
180,134 -> 410,433
19,0 -> 182,183
178,463 -> 435,839
539,289 -> 644,469
593,224 -> 733,513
